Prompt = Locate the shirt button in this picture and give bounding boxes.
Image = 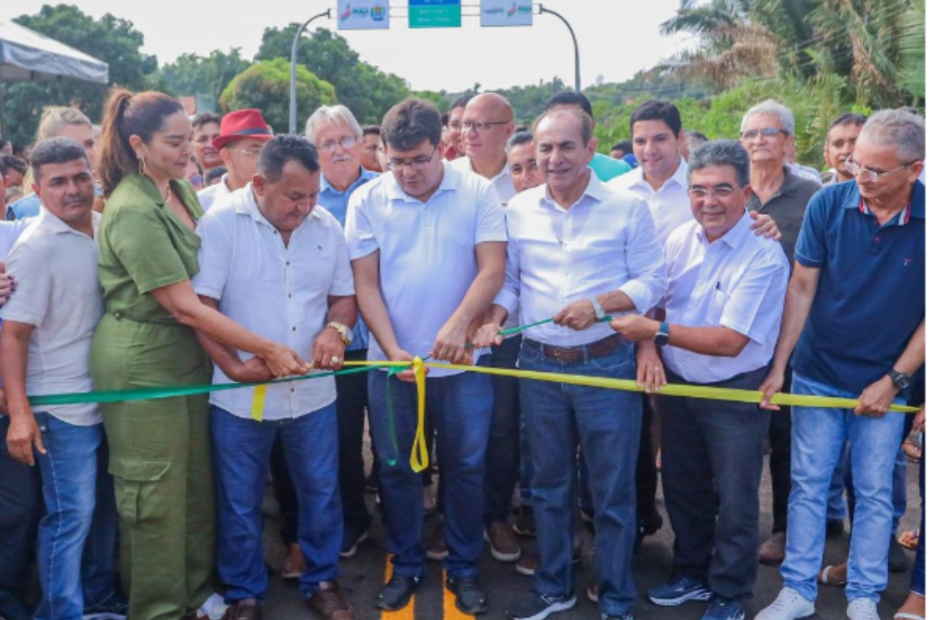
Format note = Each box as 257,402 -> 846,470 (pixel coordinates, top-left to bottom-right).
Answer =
288,293 -> 292,298
290,387 -> 295,393
286,261 -> 291,266
292,326 -> 297,332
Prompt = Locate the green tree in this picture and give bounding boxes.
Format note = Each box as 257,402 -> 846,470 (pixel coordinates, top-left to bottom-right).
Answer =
219,58 -> 336,133
156,49 -> 250,102
1,4 -> 152,146
255,26 -> 409,123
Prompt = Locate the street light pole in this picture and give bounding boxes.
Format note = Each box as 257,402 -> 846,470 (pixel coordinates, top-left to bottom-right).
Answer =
289,9 -> 332,135
538,4 -> 580,92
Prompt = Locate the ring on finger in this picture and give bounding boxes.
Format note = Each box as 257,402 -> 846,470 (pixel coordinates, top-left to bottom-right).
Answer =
330,355 -> 340,365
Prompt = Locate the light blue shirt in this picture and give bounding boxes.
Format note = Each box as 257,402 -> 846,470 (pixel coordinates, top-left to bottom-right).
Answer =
319,167 -> 378,351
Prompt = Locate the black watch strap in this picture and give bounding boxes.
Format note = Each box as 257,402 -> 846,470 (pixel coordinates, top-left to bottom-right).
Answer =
887,369 -> 912,390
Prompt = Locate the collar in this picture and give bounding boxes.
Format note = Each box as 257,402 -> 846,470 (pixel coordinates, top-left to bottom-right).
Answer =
540,170 -> 609,210
320,166 -> 377,195
385,160 -> 459,204
627,156 -> 688,192
842,180 -> 925,224
696,209 -> 752,248
38,206 -> 100,237
231,183 -> 322,227
460,156 -> 510,183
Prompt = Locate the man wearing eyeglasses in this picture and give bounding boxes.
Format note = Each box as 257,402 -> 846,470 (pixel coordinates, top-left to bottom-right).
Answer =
345,98 -> 506,615
197,108 -> 273,211
612,140 -> 789,620
755,109 -> 925,620
739,100 -> 822,566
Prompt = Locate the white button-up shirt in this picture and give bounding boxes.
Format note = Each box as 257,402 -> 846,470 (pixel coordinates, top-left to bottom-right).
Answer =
495,173 -> 666,347
193,185 -> 355,420
609,156 -> 693,247
197,173 -> 232,212
345,161 -> 507,377
0,209 -> 103,425
661,211 -> 789,383
451,156 -> 516,206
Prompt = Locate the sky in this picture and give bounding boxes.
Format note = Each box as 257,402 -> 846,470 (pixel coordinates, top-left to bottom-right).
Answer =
2,0 -> 695,92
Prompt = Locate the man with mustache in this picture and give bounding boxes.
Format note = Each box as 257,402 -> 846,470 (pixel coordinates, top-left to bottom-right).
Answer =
739,100 -> 821,566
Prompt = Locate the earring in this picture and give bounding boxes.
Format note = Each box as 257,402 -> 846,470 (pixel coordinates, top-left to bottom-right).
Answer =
137,155 -> 146,176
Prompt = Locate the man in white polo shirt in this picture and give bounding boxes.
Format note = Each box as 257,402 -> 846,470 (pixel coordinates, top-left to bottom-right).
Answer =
192,135 -> 358,620
475,107 -> 666,620
345,98 -> 506,614
1,137 -> 124,620
612,140 -> 789,620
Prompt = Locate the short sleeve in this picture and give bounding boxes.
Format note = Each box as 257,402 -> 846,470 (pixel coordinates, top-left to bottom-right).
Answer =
0,244 -> 51,326
794,191 -> 829,267
192,211 -> 233,301
345,192 -> 379,260
475,183 -> 507,245
107,206 -> 191,294
328,220 -> 355,297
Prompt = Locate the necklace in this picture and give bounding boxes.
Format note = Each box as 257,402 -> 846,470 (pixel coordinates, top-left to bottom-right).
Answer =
164,182 -> 172,204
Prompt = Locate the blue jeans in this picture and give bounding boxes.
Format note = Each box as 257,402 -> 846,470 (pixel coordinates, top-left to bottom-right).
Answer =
911,446 -> 925,596
781,374 -> 905,603
519,342 -> 641,617
34,413 -> 119,620
368,362 -> 493,578
211,404 -> 341,601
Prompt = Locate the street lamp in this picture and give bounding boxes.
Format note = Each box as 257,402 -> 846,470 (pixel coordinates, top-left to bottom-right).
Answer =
289,9 -> 332,135
538,4 -> 581,92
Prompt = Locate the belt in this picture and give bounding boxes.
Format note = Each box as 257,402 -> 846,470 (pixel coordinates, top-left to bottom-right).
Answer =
523,334 -> 628,363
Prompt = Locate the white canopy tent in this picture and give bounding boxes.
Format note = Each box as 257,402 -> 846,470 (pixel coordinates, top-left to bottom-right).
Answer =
0,19 -> 108,83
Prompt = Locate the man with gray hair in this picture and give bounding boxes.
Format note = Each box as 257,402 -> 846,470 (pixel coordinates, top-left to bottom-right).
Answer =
755,109 -> 925,620
303,103 -> 378,563
740,99 -> 821,565
612,140 -> 789,620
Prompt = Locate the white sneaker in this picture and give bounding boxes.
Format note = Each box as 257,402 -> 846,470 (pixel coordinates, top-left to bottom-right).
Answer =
193,593 -> 229,620
754,588 -> 815,620
847,598 -> 880,620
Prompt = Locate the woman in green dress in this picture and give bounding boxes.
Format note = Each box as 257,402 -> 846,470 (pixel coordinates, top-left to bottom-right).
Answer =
92,89 -> 305,620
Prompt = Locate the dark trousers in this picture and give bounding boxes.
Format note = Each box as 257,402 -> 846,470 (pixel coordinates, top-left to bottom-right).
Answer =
0,415 -> 43,596
635,394 -> 660,527
767,369 -> 793,533
484,336 -> 522,528
662,366 -> 771,601
272,349 -> 373,544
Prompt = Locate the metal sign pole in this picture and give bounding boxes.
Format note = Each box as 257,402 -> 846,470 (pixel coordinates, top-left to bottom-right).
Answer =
538,4 -> 581,91
289,8 -> 332,135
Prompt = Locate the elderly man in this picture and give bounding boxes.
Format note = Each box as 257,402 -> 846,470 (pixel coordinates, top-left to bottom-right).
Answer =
2,138 -> 124,620
739,99 -> 822,565
304,104 -> 379,562
453,93 -> 517,205
476,107 -> 666,620
613,141 -> 789,620
191,112 -> 224,173
822,113 -> 868,185
193,135 -> 358,620
755,109 -> 925,620
346,98 -> 506,614
197,109 -> 273,211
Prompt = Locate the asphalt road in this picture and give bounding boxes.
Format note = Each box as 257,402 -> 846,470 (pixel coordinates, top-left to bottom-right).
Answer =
261,451 -> 923,620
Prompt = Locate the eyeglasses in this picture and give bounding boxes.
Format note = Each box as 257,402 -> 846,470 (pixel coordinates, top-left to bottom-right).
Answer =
463,120 -> 510,133
688,184 -> 737,200
236,148 -> 263,158
844,159 -> 918,182
740,127 -> 789,140
387,145 -> 439,171
319,135 -> 359,153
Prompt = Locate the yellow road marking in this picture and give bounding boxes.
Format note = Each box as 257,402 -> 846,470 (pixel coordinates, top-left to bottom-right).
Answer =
442,570 -> 471,620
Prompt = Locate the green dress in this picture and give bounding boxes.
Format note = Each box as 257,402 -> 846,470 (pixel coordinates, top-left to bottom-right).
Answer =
90,174 -> 215,620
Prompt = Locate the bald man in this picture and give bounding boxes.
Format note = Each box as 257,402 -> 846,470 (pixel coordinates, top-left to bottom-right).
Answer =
452,93 -> 517,205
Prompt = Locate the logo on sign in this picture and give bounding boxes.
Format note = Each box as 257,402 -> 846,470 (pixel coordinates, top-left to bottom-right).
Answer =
372,4 -> 386,20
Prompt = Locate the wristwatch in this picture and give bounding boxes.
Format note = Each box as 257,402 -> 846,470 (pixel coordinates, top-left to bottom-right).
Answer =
590,296 -> 606,321
887,369 -> 912,391
654,322 -> 670,346
327,322 -> 353,346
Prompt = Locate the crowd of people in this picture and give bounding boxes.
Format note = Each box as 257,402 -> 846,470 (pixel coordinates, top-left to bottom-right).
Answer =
0,86 -> 924,620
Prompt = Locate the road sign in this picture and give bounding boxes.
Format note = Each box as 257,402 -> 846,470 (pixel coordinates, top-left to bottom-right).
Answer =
480,0 -> 533,26
409,0 -> 462,28
337,0 -> 390,30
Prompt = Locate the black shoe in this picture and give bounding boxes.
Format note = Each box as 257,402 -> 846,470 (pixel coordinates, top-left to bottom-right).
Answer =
446,575 -> 488,615
888,535 -> 909,573
826,518 -> 846,538
513,505 -> 537,538
506,591 -> 576,620
340,522 -> 370,558
376,574 -> 422,611
0,591 -> 33,620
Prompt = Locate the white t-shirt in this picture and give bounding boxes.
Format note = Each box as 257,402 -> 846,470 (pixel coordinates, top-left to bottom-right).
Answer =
345,162 -> 506,376
193,185 -> 355,419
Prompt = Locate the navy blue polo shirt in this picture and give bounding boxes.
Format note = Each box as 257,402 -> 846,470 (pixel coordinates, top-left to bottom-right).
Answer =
792,179 -> 925,394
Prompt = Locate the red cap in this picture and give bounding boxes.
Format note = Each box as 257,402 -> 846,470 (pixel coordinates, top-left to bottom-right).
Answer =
213,109 -> 273,150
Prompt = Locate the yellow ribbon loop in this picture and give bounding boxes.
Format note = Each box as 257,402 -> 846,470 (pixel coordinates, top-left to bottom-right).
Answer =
250,385 -> 267,422
409,357 -> 430,473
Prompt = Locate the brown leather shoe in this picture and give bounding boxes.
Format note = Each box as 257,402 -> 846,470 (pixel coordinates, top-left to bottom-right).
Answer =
282,542 -> 305,580
758,531 -> 787,565
485,521 -> 521,562
228,599 -> 262,620
307,581 -> 356,620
